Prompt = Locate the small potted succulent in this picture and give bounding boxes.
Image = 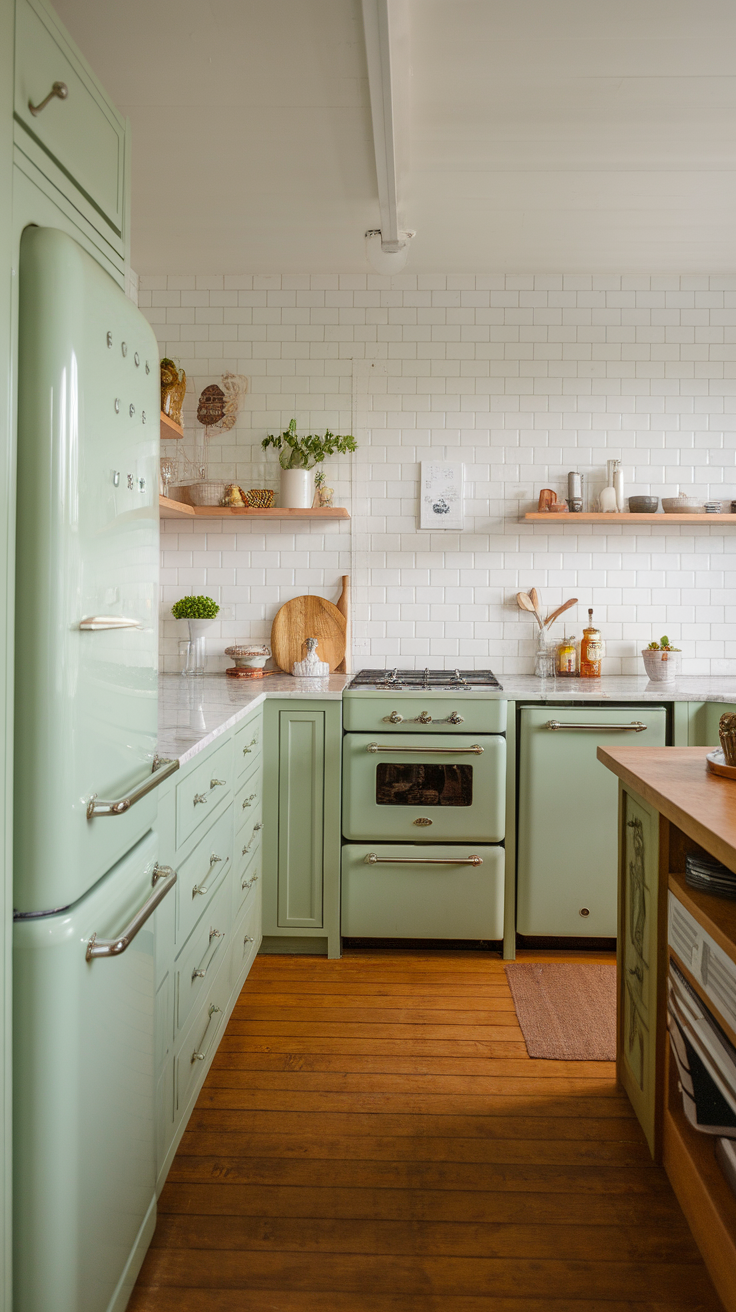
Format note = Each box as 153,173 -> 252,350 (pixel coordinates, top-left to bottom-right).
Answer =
171,595 -> 220,675
642,635 -> 681,683
262,419 -> 357,508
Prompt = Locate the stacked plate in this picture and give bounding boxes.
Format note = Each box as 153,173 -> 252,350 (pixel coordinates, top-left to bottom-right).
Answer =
686,850 -> 736,899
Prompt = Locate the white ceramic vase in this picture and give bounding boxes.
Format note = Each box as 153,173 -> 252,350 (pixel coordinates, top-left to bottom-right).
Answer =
280,468 -> 314,509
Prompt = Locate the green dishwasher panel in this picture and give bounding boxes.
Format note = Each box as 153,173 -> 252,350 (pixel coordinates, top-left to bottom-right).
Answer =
516,705 -> 666,937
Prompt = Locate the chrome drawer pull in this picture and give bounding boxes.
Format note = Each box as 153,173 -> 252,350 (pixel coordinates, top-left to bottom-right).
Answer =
545,720 -> 647,732
192,928 -> 224,979
87,755 -> 179,819
242,794 -> 256,809
192,883 -> 208,897
191,1004 -> 221,1063
242,822 -> 263,855
29,81 -> 68,116
241,874 -> 260,891
364,852 -> 482,866
86,865 -> 177,960
210,778 -> 226,788
210,853 -> 222,865
79,615 -> 141,630
366,742 -> 484,755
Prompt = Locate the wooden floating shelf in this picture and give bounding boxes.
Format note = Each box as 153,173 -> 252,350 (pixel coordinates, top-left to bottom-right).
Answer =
524,512 -> 735,524
159,495 -> 350,521
160,411 -> 183,440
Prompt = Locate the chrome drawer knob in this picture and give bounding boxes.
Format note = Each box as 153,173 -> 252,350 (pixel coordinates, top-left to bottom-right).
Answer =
385,711 -> 403,723
417,711 -> 432,724
242,794 -> 256,809
447,711 -> 464,724
244,935 -> 254,945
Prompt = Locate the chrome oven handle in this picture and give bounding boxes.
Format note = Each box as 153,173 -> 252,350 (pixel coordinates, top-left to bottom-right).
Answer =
87,755 -> 180,818
86,864 -> 177,961
366,743 -> 484,755
364,853 -> 483,866
79,616 -> 142,630
545,720 -> 647,732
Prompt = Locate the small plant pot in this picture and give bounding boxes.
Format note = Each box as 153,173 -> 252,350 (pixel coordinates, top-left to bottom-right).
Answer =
280,468 -> 314,509
641,649 -> 679,682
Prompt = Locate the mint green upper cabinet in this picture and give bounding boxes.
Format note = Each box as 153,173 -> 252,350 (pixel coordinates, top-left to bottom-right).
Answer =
277,709 -> 325,929
14,0 -> 127,246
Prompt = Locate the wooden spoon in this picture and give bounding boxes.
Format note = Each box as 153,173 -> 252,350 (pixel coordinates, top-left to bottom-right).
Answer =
543,597 -> 578,629
529,587 -> 542,621
517,593 -> 543,628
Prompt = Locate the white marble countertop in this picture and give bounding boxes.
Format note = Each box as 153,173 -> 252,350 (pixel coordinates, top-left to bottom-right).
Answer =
157,672 -> 736,765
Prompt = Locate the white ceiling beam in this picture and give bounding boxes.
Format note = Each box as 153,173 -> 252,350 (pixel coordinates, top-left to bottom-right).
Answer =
361,0 -> 408,253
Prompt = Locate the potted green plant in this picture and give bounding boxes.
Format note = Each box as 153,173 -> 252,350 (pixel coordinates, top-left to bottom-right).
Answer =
262,419 -> 357,508
171,595 -> 220,674
642,635 -> 681,683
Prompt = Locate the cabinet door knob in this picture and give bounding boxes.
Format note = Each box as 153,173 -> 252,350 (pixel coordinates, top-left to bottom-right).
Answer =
210,778 -> 226,789
29,81 -> 68,116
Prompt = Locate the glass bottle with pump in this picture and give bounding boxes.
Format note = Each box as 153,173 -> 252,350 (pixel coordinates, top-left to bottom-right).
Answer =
580,608 -> 603,678
556,634 -> 578,678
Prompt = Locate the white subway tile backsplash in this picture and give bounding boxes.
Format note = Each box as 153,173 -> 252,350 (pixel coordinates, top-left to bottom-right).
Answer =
145,273 -> 736,675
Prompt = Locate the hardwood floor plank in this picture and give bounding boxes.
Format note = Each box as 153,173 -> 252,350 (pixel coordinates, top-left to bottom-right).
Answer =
133,950 -> 719,1312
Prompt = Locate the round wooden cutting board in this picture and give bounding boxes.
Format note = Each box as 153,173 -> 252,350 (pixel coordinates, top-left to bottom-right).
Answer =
271,594 -> 347,673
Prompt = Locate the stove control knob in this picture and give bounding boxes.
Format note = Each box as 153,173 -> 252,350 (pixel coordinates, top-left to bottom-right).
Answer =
384,710 -> 404,723
417,710 -> 433,724
447,711 -> 464,725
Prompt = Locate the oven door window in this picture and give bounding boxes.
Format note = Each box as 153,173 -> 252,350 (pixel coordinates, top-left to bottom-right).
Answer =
375,763 -> 473,806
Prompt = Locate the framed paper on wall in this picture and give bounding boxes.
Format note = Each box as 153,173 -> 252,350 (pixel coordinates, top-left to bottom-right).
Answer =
419,461 -> 464,530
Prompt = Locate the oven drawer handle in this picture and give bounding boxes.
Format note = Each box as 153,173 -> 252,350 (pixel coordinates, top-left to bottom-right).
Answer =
365,743 -> 484,755
364,852 -> 483,866
545,720 -> 647,732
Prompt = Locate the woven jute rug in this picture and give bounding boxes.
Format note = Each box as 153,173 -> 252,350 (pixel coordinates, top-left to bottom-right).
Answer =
504,962 -> 616,1060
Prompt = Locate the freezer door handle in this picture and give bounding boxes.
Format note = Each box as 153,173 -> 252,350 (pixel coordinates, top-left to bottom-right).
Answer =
79,616 -> 142,630
85,864 -> 177,961
87,755 -> 180,818
364,852 -> 483,866
545,720 -> 647,732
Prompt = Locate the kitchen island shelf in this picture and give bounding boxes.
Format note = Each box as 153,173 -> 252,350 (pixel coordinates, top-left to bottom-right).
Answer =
524,512 -> 735,524
160,412 -> 183,441
159,495 -> 350,521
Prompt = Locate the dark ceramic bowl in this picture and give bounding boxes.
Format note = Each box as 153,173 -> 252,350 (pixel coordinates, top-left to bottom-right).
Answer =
628,496 -> 659,514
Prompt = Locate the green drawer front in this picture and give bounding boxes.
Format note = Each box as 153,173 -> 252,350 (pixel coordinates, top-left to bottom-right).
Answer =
175,876 -> 230,1036
230,884 -> 262,992
15,0 -> 126,236
233,838 -> 262,922
235,759 -> 263,838
341,843 -> 505,940
343,694 -> 507,733
174,972 -> 229,1118
235,715 -> 263,779
175,805 -> 233,948
176,737 -> 233,848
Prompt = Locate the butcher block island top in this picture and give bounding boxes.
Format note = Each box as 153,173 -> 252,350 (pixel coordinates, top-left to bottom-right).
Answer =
597,745 -> 736,873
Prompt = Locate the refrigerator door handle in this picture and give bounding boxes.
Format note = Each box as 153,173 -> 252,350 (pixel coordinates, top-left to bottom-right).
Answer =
86,864 -> 177,961
87,755 -> 180,818
79,616 -> 142,630
544,720 -> 647,732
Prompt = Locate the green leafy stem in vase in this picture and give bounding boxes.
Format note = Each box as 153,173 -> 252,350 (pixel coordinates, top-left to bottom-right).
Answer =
262,418 -> 357,470
171,595 -> 220,620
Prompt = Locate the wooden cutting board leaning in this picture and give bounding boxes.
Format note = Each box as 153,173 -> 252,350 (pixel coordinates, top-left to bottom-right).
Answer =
271,582 -> 348,674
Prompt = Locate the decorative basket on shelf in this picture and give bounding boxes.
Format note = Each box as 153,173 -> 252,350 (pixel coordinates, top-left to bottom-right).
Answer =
188,481 -> 227,507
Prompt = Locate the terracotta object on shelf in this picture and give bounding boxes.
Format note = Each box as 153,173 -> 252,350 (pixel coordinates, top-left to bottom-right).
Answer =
537,488 -> 556,511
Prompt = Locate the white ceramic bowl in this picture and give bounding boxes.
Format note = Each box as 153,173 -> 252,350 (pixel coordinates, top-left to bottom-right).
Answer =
224,644 -> 270,669
661,496 -> 705,514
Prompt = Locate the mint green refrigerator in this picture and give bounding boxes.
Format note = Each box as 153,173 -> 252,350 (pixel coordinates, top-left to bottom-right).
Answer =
13,228 -> 178,1312
516,705 -> 666,938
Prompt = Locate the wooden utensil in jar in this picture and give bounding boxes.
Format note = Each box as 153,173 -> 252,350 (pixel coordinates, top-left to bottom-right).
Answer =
543,598 -> 578,628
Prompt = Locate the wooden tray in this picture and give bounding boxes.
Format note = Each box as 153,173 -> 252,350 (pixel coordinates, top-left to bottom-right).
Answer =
706,749 -> 736,780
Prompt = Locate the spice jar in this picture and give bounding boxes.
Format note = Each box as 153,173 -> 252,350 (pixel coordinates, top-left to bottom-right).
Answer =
556,634 -> 578,678
580,608 -> 604,679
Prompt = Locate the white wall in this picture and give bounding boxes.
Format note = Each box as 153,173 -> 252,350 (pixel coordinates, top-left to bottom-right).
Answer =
141,271 -> 736,676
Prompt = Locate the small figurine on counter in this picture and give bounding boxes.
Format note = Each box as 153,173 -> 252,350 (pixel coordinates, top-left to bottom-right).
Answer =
292,636 -> 330,677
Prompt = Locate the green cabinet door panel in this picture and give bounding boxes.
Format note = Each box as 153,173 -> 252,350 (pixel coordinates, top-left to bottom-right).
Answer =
342,844 -> 505,940
277,709 -> 325,928
618,786 -> 662,1157
688,701 -> 736,748
14,0 -> 127,242
516,706 -> 667,937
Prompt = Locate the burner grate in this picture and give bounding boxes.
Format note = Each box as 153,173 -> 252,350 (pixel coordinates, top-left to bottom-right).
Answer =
350,668 -> 503,691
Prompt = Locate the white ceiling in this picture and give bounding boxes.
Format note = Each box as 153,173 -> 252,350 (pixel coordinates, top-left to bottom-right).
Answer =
53,0 -> 736,272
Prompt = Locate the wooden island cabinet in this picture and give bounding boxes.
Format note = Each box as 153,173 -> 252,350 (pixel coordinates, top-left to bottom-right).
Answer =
600,746 -> 736,1312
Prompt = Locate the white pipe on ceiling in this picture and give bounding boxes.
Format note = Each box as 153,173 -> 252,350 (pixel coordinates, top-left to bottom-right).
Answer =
361,0 -> 414,258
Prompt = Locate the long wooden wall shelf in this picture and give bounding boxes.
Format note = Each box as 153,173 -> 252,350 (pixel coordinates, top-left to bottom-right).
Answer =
160,412 -> 183,440
159,495 -> 350,521
524,512 -> 735,524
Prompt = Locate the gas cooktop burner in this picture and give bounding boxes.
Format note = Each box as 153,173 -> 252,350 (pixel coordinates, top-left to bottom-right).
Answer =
350,668 -> 503,691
